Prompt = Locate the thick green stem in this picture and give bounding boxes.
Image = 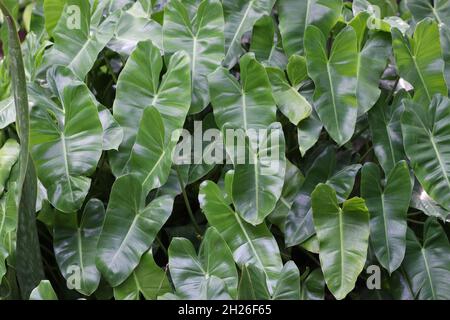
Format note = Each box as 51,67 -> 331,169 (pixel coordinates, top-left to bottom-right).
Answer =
0,1 -> 45,298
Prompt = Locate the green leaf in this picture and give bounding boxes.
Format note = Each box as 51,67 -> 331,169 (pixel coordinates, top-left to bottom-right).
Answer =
163,0 -> 224,114
107,1 -> 162,56
349,13 -> 391,115
0,246 -> 7,282
285,146 -> 361,247
43,0 -> 67,36
250,15 -> 287,69
297,110 -> 323,157
231,122 -> 286,225
368,90 -> 408,175
300,269 -> 325,300
392,18 -> 447,105
401,95 -> 450,211
40,0 -> 119,79
272,261 -> 300,300
361,161 -> 412,273
311,183 -> 370,300
304,25 -> 359,146
410,182 -> 450,222
199,180 -> 283,292
168,228 -> 238,299
266,66 -> 312,125
278,0 -> 343,57
287,55 -> 308,89
29,280 -> 57,300
125,107 -> 176,195
268,160 -> 304,232
113,250 -> 171,300
403,218 -> 450,300
406,0 -> 450,25
96,174 -> 174,286
440,24 -> 450,92
238,264 -> 270,300
0,139 -> 19,195
208,53 -> 276,131
222,0 -> 276,68
53,199 -> 105,296
0,96 -> 15,129
30,67 -> 103,213
110,40 -> 191,176
98,106 -> 123,151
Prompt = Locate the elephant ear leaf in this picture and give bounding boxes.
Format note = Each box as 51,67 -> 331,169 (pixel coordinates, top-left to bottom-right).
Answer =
311,183 -> 370,300
368,90 -> 408,175
392,18 -> 447,105
406,0 -> 450,25
114,250 -> 171,300
111,40 -> 191,177
231,122 -> 286,225
40,0 -> 119,79
222,0 -> 276,68
361,161 -> 412,274
163,0 -> 225,114
96,174 -> 174,287
199,181 -> 283,293
208,53 -> 276,131
168,228 -> 238,299
30,66 -> 103,213
278,0 -> 343,57
401,95 -> 450,211
238,264 -> 270,300
266,66 -> 312,125
403,218 -> 450,300
53,199 -> 105,296
29,280 -> 57,300
0,139 -> 20,196
349,12 -> 391,115
271,261 -> 301,300
305,25 -> 359,146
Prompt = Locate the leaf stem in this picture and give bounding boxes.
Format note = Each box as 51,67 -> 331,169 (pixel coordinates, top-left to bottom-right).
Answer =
175,166 -> 202,238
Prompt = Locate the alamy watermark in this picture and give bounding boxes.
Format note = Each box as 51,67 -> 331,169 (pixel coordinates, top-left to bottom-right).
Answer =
170,121 -> 283,176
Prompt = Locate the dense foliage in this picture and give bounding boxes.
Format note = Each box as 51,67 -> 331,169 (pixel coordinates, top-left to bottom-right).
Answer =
0,0 -> 450,300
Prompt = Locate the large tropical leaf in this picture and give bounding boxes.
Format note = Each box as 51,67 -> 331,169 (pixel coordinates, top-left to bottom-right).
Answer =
392,18 -> 447,105
361,161 -> 412,273
222,0 -> 276,68
401,95 -> 450,210
199,180 -> 283,292
230,122 -> 286,225
113,250 -> 171,300
110,40 -> 191,177
96,174 -> 174,286
163,0 -> 224,114
304,25 -> 359,146
168,227 -> 238,299
440,24 -> 450,92
29,280 -> 57,300
403,218 -> 450,300
40,0 -> 119,80
266,66 -> 312,125
53,199 -> 105,296
237,264 -> 270,300
278,0 -> 343,57
406,0 -> 450,25
0,139 -> 19,195
271,261 -> 300,300
311,183 -> 370,300
368,90 -> 408,175
30,66 -> 103,213
0,96 -> 15,129
285,146 -> 361,246
107,1 -> 162,56
208,53 -> 276,131
349,12 -> 391,114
